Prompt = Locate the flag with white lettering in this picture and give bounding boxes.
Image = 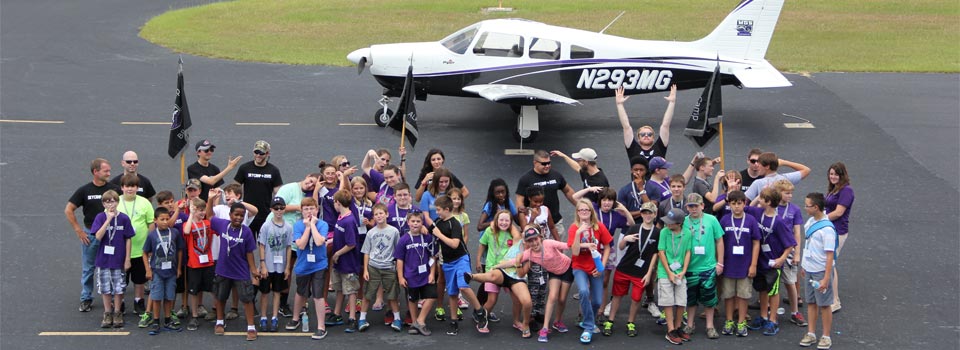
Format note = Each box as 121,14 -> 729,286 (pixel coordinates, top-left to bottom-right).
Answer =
387,65 -> 418,147
684,62 -> 722,148
168,57 -> 192,158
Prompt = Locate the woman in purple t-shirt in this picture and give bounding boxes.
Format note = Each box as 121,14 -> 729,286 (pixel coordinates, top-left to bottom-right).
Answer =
825,162 -> 854,312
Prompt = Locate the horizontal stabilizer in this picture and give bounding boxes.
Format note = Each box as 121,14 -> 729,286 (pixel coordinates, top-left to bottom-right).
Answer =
732,62 -> 791,88
463,84 -> 581,105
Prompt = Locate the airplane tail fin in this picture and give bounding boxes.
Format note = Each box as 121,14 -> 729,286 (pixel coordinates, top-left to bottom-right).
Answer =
692,0 -> 785,61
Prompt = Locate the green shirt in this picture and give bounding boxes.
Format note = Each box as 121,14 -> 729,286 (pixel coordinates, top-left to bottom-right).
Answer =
479,227 -> 513,268
656,227 -> 692,279
683,214 -> 725,273
116,195 -> 154,258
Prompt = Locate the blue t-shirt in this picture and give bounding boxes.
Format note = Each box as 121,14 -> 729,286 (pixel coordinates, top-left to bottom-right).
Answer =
142,227 -> 185,279
292,219 -> 329,275
420,191 -> 443,222
209,217 -> 257,280
332,215 -> 361,274
92,212 -> 136,269
617,182 -> 645,215
645,179 -> 671,203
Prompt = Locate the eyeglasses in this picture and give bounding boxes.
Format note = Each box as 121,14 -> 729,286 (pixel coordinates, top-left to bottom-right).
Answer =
639,132 -> 654,137
124,160 -> 139,164
804,205 -> 816,208
685,203 -> 700,207
576,208 -> 591,212
340,162 -> 351,167
102,199 -> 117,203
538,161 -> 551,166
749,159 -> 759,164
254,150 -> 267,156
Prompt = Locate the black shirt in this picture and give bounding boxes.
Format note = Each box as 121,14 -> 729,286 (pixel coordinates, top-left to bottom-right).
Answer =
187,161 -> 222,201
625,138 -> 667,162
68,181 -> 121,228
616,223 -> 660,276
579,168 -> 610,203
516,170 -> 569,222
739,169 -> 762,193
233,161 -> 283,210
436,217 -> 467,262
109,173 -> 156,200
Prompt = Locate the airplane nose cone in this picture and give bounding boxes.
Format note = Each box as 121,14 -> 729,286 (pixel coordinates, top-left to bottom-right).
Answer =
347,48 -> 370,65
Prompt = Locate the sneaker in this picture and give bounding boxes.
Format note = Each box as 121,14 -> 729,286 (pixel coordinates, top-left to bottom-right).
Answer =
225,308 -> 240,321
260,318 -> 268,331
538,328 -> 549,342
279,304 -> 293,318
285,319 -> 301,331
763,321 -> 779,336
551,321 -> 569,333
270,318 -> 279,332
175,306 -> 187,319
626,322 -> 638,337
456,308 -> 463,321
246,329 -> 257,341
736,321 -> 748,337
799,332 -> 818,347
473,308 -> 489,332
707,327 -> 720,339
165,319 -> 180,332
113,312 -> 124,328
665,329 -> 683,345
435,307 -> 446,321
580,330 -> 593,344
345,319 -> 358,333
134,299 -> 146,315
311,328 -> 327,340
830,303 -> 841,314
721,320 -> 735,335
148,322 -> 161,335
138,312 -> 152,328
384,312 -> 395,326
791,312 -> 809,327
458,296 -> 469,309
79,300 -> 93,312
169,313 -> 181,327
680,325 -> 694,341
412,322 -> 431,336
573,293 -> 581,300
357,319 -> 370,332
681,311 -> 688,327
656,313 -> 667,325
462,272 -> 472,284
197,305 -> 209,318
403,312 -> 413,326
488,312 -> 500,323
325,314 -> 344,326
647,303 -> 661,318
602,321 -> 613,336
204,311 -> 216,321
214,324 -> 225,335
101,312 -> 113,328
817,336 -> 833,349
186,317 -> 199,331
603,303 -> 611,318
446,321 -> 459,335
747,316 -> 766,330
390,319 -> 403,332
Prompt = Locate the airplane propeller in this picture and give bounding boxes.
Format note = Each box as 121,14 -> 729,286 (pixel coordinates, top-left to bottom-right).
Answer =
356,57 -> 367,75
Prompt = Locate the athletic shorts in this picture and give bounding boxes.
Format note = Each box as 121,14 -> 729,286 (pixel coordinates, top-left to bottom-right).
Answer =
498,269 -> 526,288
781,263 -> 798,285
364,268 -> 399,301
214,276 -> 255,303
752,269 -> 781,296
548,264 -> 575,283
802,270 -> 833,306
442,255 -> 472,295
656,277 -> 686,307
720,277 -> 752,300
186,266 -> 215,295
685,269 -> 719,307
406,284 -> 438,302
295,270 -> 326,298
97,268 -> 126,295
126,258 -> 147,285
258,272 -> 288,294
612,270 -> 645,302
150,275 -> 177,301
175,263 -> 186,293
330,270 -> 360,295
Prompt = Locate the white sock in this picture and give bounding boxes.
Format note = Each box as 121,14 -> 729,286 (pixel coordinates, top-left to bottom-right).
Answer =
261,316 -> 267,321
247,325 -> 256,331
216,320 -> 224,326
807,332 -> 816,337
359,312 -> 367,320
393,312 -> 401,320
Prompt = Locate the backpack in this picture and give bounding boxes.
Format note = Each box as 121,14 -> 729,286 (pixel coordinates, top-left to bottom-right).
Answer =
805,219 -> 839,261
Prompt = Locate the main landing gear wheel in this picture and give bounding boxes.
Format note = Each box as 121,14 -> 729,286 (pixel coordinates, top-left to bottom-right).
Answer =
513,129 -> 538,143
374,108 -> 393,127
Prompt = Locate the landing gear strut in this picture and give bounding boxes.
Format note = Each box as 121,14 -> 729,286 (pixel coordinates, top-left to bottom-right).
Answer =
512,105 -> 539,143
374,96 -> 393,127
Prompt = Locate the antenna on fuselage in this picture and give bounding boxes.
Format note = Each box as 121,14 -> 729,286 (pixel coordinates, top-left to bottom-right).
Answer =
599,11 -> 626,34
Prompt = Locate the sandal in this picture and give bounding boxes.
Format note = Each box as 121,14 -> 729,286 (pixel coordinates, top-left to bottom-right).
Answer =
521,328 -> 532,338
580,330 -> 592,344
512,323 -> 524,331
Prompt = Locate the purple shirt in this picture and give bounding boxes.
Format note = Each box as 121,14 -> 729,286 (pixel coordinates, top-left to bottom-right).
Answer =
743,205 -> 764,221
209,217 -> 257,280
92,212 -> 136,269
825,186 -> 854,235
332,215 -> 361,274
317,185 -> 340,229
755,212 -> 797,271
776,203 -> 804,229
719,214 -> 762,279
393,233 -> 435,288
363,172 -> 383,197
714,193 -> 731,219
595,204 -> 629,235
387,204 -> 414,235
370,169 -> 395,207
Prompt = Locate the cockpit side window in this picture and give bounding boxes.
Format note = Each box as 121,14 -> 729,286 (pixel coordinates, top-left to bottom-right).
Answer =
529,38 -> 560,60
441,26 -> 479,55
570,45 -> 594,59
472,32 -> 524,58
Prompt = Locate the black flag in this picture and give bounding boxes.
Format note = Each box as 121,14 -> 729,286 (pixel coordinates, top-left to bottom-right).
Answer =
684,62 -> 722,148
167,57 -> 192,158
387,65 -> 418,147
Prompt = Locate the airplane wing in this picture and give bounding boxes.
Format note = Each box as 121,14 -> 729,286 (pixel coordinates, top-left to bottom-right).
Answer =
462,84 -> 582,105
731,61 -> 792,88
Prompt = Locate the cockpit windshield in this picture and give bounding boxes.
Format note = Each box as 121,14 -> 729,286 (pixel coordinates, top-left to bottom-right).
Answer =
440,24 -> 479,55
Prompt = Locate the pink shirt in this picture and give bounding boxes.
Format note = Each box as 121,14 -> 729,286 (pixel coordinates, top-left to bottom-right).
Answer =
520,239 -> 571,275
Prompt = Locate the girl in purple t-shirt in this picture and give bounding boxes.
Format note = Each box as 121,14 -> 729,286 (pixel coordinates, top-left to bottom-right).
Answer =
825,162 -> 854,311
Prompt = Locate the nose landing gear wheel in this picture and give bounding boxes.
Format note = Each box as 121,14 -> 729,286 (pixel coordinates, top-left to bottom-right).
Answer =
513,129 -> 538,143
374,108 -> 393,127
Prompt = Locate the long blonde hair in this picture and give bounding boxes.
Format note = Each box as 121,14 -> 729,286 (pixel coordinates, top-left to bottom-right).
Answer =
574,199 -> 599,230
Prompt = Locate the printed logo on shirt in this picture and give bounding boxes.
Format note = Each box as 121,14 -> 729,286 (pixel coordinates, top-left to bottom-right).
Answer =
246,173 -> 273,179
531,180 -> 558,187
724,226 -> 751,234
404,241 -> 431,250
87,194 -> 103,201
335,224 -> 346,232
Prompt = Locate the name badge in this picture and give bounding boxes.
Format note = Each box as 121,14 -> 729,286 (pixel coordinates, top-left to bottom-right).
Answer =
428,258 -> 435,267
669,262 -> 681,271
761,244 -> 771,253
358,226 -> 368,235
198,254 -> 209,264
418,264 -> 427,274
273,255 -> 284,264
732,246 -> 745,255
161,261 -> 173,270
768,259 -> 777,268
694,246 -> 706,255
104,245 -> 116,255
634,258 -> 646,268
306,254 -> 316,263
538,276 -> 545,285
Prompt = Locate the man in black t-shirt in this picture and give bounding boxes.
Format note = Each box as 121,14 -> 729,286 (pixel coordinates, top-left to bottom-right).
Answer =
552,147 -> 609,204
615,85 -> 677,164
233,140 -> 283,234
109,150 -> 156,202
516,150 -> 577,237
187,139 -> 241,201
739,148 -> 764,192
65,158 -> 121,312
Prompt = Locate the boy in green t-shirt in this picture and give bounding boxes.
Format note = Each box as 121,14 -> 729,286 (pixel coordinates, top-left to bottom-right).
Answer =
657,208 -> 692,345
681,193 -> 725,340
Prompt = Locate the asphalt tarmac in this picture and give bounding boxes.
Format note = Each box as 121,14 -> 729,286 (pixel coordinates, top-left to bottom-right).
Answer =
2,0 -> 958,349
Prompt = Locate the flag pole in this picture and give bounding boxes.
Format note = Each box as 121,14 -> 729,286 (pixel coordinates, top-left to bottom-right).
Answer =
400,114 -> 407,149
718,120 -> 726,170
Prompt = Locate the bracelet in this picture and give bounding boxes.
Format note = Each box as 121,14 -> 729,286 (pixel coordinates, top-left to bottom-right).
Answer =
716,263 -> 724,267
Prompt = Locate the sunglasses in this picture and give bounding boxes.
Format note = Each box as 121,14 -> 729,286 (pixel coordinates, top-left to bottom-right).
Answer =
200,149 -> 214,153
272,206 -> 285,211
538,161 -> 552,166
254,150 -> 267,156
340,161 -> 351,167
639,132 -> 654,137
124,160 -> 139,165
686,203 -> 700,207
749,159 -> 760,164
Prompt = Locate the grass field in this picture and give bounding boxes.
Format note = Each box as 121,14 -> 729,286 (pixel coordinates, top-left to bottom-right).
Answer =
139,0 -> 959,72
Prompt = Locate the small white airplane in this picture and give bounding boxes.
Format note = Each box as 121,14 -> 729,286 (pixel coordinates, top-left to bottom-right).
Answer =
348,0 -> 791,142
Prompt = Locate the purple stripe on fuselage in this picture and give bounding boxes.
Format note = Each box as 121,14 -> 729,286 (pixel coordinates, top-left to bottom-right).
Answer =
414,57 -> 733,78
735,0 -> 754,12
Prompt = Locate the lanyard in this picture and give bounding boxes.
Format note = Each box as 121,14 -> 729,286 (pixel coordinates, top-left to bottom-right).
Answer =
669,197 -> 684,209
121,198 -> 137,221
655,180 -> 669,193
688,217 -> 705,244
412,234 -> 427,263
730,216 -> 746,243
269,222 -> 285,253
158,228 -> 172,258
637,225 -> 655,254
394,206 -> 408,231
630,181 -> 644,206
355,199 -> 368,229
669,231 -> 683,263
107,214 -> 119,243
191,222 -> 209,256
600,210 -> 613,231
760,214 -> 776,243
223,225 -> 243,257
